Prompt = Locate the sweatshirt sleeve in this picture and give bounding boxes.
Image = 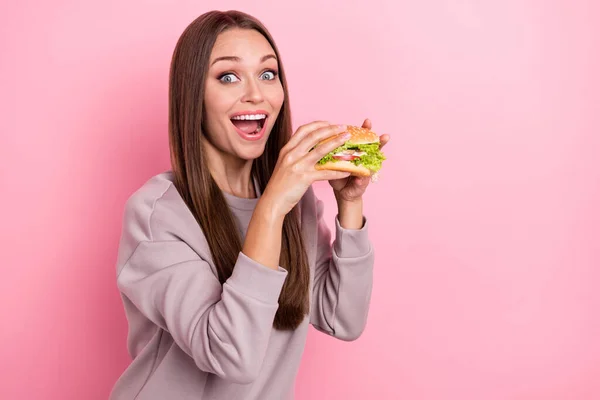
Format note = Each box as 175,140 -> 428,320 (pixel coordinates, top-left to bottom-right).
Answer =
309,198 -> 374,341
117,240 -> 287,384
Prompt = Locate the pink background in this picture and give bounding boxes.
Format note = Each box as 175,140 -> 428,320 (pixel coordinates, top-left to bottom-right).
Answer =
1,0 -> 599,399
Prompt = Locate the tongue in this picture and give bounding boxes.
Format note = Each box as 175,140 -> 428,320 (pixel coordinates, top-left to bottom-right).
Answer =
232,119 -> 259,134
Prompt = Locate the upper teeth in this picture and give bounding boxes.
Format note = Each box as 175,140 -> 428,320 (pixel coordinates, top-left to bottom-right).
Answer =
231,114 -> 267,120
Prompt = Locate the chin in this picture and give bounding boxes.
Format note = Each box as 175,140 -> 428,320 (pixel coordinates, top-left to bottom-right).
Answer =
239,145 -> 268,161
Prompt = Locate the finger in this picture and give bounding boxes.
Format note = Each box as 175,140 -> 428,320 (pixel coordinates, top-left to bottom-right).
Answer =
295,124 -> 349,156
355,176 -> 371,188
284,120 -> 330,151
312,170 -> 352,182
302,129 -> 351,163
361,118 -> 372,130
379,134 -> 390,149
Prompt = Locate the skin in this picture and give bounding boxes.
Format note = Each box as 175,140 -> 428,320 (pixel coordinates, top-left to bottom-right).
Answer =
203,28 -> 390,269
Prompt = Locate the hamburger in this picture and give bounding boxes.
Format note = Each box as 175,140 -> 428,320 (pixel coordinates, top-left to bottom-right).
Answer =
314,126 -> 386,178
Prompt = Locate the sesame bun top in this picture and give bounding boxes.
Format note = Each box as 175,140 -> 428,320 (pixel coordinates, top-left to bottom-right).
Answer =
345,126 -> 379,145
317,125 -> 379,147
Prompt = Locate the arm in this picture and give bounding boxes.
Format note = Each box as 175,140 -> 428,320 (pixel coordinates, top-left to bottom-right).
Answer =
336,196 -> 364,230
309,196 -> 375,341
117,194 -> 287,385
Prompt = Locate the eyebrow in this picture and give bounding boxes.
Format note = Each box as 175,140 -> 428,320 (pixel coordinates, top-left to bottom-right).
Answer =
210,54 -> 277,66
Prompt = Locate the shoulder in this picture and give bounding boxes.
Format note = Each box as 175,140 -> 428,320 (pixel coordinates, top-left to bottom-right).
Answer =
122,171 -> 189,239
117,171 -> 206,267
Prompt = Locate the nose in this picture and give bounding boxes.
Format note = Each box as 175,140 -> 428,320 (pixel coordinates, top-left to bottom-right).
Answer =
241,78 -> 264,104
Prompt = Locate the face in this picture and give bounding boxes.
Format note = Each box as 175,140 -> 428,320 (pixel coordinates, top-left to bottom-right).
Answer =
203,28 -> 284,162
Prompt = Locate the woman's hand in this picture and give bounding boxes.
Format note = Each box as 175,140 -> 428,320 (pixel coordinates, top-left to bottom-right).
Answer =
260,121 -> 353,219
244,122 -> 351,269
328,118 -> 390,203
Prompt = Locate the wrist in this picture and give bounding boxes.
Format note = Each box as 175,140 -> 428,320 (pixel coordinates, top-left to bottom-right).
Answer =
336,197 -> 364,230
256,194 -> 286,225
335,194 -> 363,206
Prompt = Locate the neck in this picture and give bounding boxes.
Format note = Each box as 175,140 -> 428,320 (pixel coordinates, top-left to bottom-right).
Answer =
202,138 -> 256,199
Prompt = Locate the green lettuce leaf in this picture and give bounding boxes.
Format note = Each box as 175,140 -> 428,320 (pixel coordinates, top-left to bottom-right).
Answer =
317,142 -> 386,172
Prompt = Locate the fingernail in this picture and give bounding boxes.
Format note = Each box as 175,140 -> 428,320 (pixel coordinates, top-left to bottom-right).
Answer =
338,124 -> 347,130
342,132 -> 351,139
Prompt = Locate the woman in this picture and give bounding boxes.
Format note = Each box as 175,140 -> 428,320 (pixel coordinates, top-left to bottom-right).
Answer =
110,9 -> 388,400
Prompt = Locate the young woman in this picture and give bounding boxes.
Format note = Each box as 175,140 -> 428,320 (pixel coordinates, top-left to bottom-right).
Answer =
110,9 -> 389,400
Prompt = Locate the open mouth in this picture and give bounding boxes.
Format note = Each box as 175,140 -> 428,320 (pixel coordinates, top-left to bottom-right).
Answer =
230,114 -> 267,136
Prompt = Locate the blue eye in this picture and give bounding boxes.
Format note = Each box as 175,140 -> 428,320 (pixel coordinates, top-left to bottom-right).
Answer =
260,71 -> 277,80
219,73 -> 239,83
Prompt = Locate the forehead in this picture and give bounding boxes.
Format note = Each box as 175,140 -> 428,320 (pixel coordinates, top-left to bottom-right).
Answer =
210,28 -> 275,62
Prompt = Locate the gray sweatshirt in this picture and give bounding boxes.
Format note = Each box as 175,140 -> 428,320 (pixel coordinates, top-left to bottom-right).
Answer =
109,171 -> 374,400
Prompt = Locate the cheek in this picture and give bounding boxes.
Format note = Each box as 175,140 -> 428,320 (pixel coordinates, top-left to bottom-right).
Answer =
204,83 -> 236,121
266,83 -> 285,110
203,85 -> 235,145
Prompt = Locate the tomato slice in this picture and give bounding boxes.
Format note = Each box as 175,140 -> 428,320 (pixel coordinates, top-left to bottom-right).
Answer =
333,155 -> 359,161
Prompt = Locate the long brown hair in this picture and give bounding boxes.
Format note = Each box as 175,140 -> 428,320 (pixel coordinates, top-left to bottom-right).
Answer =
168,10 -> 309,330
